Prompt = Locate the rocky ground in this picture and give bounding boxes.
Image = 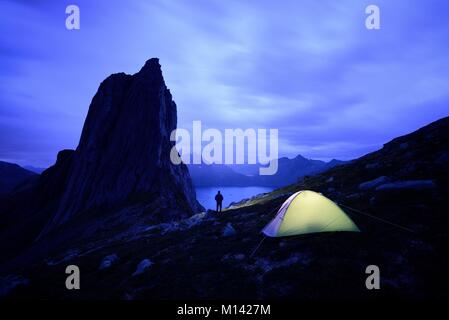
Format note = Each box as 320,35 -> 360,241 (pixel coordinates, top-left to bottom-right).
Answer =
1,175 -> 447,299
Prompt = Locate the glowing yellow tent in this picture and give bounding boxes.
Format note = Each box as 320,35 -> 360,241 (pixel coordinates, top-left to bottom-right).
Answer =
262,190 -> 360,237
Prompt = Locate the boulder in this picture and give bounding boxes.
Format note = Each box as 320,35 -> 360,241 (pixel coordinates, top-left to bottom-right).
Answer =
358,176 -> 390,190
132,259 -> 153,276
376,180 -> 436,191
99,254 -> 119,270
222,223 -> 237,237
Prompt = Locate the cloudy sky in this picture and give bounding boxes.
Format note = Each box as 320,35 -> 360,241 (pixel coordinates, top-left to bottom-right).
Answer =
1,0 -> 449,167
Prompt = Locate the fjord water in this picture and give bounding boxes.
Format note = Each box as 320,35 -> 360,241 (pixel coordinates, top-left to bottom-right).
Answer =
195,186 -> 274,210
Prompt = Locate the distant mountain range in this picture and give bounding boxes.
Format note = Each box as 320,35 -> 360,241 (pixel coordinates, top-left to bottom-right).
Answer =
2,154 -> 345,192
188,155 -> 345,187
0,161 -> 37,196
23,165 -> 46,174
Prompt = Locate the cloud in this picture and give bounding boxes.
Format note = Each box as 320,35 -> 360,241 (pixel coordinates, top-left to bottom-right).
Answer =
0,0 -> 448,166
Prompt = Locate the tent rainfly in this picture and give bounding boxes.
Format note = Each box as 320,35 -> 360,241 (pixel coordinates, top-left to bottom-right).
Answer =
262,190 -> 360,237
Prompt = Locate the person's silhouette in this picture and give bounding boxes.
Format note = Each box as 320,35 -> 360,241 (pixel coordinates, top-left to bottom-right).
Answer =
215,191 -> 224,213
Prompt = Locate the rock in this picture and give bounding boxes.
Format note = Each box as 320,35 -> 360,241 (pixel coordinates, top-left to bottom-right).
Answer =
399,142 -> 409,150
182,212 -> 207,229
365,162 -> 380,170
346,193 -> 361,200
326,177 -> 334,183
46,248 -> 80,266
234,254 -> 245,260
0,58 -> 204,251
222,223 -> 237,237
398,162 -> 419,175
221,253 -> 245,261
249,253 -> 312,273
358,176 -> 390,190
376,180 -> 436,191
132,259 -> 153,276
99,254 -> 118,270
435,151 -> 449,165
41,58 -> 203,233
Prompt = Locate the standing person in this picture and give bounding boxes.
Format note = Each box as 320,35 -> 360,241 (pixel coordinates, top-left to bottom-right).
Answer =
215,191 -> 224,213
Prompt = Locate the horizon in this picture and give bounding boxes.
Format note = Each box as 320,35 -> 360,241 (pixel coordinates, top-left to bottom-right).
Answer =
1,0 -> 449,168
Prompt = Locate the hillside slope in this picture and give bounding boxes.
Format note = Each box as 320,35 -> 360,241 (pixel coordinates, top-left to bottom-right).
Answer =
0,161 -> 37,196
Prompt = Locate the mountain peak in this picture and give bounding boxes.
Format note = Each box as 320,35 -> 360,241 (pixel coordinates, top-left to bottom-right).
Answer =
293,154 -> 307,161
1,59 -> 203,239
137,58 -> 163,81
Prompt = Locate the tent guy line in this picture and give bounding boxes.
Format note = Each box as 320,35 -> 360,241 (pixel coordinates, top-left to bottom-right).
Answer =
337,202 -> 417,234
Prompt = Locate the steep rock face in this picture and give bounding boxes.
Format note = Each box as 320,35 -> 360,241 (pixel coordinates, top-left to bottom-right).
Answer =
0,59 -> 202,248
41,58 -> 202,233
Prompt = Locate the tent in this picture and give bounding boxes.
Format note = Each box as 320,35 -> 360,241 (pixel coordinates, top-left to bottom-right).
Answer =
262,190 -> 360,237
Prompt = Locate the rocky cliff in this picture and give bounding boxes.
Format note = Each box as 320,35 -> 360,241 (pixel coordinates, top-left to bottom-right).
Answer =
41,58 -> 202,233
0,59 -> 203,257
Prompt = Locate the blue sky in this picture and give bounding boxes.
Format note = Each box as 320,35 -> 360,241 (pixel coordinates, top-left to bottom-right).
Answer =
1,0 -> 449,167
